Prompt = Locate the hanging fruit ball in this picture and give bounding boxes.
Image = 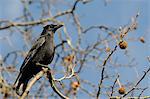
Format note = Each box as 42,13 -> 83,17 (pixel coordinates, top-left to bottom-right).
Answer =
119,41 -> 128,49
105,47 -> 111,52
139,37 -> 145,43
118,86 -> 126,95
63,54 -> 75,64
71,81 -> 80,90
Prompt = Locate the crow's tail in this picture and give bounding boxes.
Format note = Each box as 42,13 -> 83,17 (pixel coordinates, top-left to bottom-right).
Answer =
14,64 -> 42,95
13,71 -> 31,95
13,72 -> 21,88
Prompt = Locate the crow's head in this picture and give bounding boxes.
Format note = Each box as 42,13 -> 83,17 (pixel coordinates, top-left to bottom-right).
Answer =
44,24 -> 63,32
41,24 -> 63,35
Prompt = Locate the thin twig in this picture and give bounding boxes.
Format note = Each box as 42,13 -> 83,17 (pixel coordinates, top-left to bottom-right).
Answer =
110,75 -> 119,96
0,0 -> 82,30
123,67 -> 150,97
138,87 -> 148,98
96,45 -> 117,99
54,67 -> 75,82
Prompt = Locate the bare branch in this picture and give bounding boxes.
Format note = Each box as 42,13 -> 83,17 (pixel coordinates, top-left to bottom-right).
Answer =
96,45 -> 117,99
46,68 -> 69,99
110,75 -> 119,96
123,67 -> 150,97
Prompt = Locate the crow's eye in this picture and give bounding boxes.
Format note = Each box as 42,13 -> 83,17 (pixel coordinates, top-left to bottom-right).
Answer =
44,24 -> 57,30
50,25 -> 57,28
49,25 -> 54,28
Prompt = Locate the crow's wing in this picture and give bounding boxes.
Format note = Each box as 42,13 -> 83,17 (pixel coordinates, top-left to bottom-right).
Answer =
14,36 -> 46,86
20,36 -> 46,71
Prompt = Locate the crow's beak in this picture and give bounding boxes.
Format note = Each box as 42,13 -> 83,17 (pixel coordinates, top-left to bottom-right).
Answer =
55,24 -> 63,30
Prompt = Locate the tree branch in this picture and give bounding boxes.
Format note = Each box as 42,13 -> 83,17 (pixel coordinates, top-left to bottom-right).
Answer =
123,67 -> 150,97
96,45 -> 117,99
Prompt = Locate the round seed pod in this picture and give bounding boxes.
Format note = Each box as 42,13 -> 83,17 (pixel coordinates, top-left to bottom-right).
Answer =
119,41 -> 128,49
